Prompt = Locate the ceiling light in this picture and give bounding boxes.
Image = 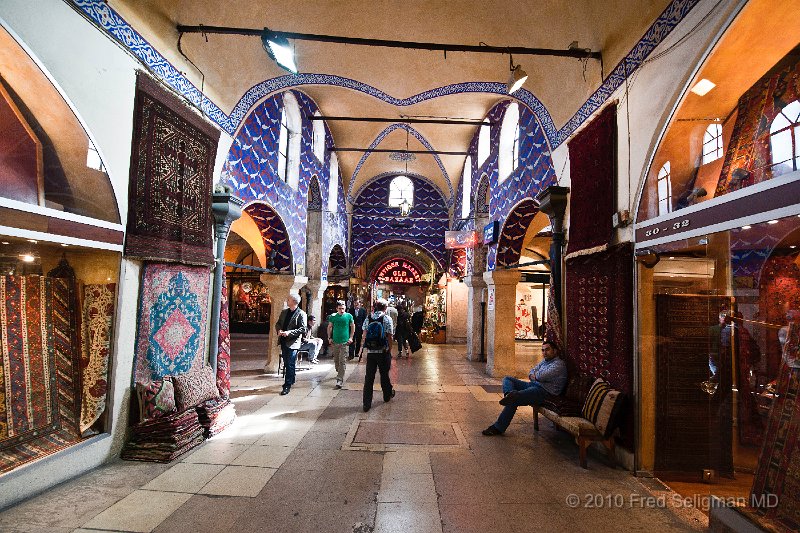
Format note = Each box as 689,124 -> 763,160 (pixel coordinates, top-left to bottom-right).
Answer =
20,254 -> 35,263
61,243 -> 70,247
741,225 -> 752,230
690,78 -> 716,96
27,239 -> 38,244
261,28 -> 297,73
768,220 -> 779,224
507,57 -> 528,94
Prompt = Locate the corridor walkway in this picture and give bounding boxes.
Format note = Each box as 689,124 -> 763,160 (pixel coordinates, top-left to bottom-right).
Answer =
0,345 -> 703,533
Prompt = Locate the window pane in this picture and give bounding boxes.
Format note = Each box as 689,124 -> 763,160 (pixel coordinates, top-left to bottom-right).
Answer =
771,129 -> 793,166
388,176 -> 414,207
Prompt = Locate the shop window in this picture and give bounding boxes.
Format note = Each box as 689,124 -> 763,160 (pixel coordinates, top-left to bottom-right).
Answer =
277,92 -> 301,189
657,162 -> 672,216
312,111 -> 325,163
328,152 -> 339,213
769,99 -> 800,174
461,156 -> 472,219
477,121 -> 490,166
388,175 -> 414,208
701,123 -> 723,164
498,103 -> 520,183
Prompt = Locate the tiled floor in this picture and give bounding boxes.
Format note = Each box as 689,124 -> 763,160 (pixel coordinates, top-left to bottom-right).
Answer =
0,343 -> 705,533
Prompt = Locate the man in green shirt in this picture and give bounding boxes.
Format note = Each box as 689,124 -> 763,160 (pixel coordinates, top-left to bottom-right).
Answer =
327,300 -> 355,389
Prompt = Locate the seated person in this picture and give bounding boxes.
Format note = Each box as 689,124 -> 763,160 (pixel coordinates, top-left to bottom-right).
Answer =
482,341 -> 567,436
299,315 -> 323,364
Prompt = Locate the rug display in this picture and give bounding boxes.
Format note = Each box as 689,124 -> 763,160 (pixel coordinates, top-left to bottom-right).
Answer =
0,276 -> 80,473
120,408 -> 203,463
515,301 -> 535,340
750,356 -> 800,532
565,104 -> 616,259
134,263 -> 211,385
216,274 -> 231,399
196,397 -> 235,438
125,72 -> 219,266
79,283 -> 115,435
565,243 -> 634,449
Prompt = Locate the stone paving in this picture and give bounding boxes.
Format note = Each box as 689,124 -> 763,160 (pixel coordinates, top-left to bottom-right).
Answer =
0,344 -> 704,532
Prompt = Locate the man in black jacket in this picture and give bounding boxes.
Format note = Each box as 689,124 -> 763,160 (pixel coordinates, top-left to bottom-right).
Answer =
274,293 -> 307,395
349,299 -> 367,360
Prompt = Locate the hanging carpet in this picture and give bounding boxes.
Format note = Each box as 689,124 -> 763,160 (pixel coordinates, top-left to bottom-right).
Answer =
134,263 -> 211,387
79,284 -> 116,435
0,276 -> 81,473
565,104 -> 617,259
125,72 -> 219,266
216,273 -> 231,399
564,243 -> 634,450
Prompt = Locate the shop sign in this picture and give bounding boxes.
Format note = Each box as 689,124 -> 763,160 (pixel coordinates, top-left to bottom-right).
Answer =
487,287 -> 495,310
444,230 -> 480,249
483,221 -> 499,245
375,259 -> 422,284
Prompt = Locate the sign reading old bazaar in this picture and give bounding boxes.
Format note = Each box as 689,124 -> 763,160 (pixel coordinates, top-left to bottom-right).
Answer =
375,259 -> 422,284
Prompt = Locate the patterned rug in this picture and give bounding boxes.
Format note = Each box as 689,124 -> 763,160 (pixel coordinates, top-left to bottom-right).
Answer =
80,284 -> 116,435
565,104 -> 616,259
125,72 -> 219,266
0,276 -> 80,473
565,243 -> 634,449
134,264 -> 211,386
216,274 -> 231,399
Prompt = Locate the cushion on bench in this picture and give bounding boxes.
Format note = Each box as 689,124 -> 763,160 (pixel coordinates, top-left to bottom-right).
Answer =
539,374 -> 595,416
581,379 -> 625,439
556,416 -> 603,438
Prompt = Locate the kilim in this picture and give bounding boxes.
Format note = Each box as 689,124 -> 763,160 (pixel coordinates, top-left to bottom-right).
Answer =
0,276 -> 80,473
79,284 -> 115,435
121,408 -> 203,463
196,397 -> 235,438
125,72 -> 219,266
134,263 -> 211,385
216,273 -> 231,399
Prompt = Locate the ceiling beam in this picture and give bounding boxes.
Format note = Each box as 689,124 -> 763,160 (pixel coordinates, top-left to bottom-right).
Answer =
176,24 -> 602,60
331,148 -> 468,155
310,116 -> 493,126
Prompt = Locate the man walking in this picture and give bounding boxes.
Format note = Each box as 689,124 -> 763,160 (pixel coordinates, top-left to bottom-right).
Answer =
482,341 -> 567,435
274,293 -> 307,396
360,299 -> 396,412
327,300 -> 355,389
349,299 -> 367,361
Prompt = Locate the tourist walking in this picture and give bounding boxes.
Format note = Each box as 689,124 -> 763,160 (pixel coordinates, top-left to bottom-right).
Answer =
395,305 -> 413,358
274,293 -> 307,396
360,298 -> 396,411
349,299 -> 367,361
327,300 -> 355,389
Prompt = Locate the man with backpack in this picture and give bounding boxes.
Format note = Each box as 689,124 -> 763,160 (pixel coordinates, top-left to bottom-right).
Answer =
360,298 -> 396,412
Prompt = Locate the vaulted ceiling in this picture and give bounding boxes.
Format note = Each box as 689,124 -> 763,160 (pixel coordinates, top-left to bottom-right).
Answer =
110,0 -> 672,202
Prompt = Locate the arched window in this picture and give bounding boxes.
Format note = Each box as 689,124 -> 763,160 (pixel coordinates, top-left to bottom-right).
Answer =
702,123 -> 723,164
461,156 -> 472,219
312,111 -> 325,163
657,162 -> 672,216
477,121 -> 490,167
498,103 -> 520,183
769,100 -> 800,175
328,152 -> 339,213
388,175 -> 414,208
277,92 -> 301,189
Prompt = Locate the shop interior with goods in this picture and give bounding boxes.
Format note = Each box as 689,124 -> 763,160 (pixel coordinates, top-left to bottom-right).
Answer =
0,26 -> 121,474
634,1 -> 800,526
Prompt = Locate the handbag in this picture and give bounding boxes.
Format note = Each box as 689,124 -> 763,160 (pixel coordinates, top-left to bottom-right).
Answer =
409,332 -> 423,353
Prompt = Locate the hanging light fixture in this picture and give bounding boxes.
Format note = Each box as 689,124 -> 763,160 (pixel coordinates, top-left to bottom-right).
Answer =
399,198 -> 411,217
261,28 -> 298,73
507,55 -> 528,94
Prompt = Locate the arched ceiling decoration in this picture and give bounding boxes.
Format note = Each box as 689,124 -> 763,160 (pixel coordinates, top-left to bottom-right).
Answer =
78,0 -> 697,208
356,238 -> 442,274
244,202 -> 292,272
496,198 -> 540,268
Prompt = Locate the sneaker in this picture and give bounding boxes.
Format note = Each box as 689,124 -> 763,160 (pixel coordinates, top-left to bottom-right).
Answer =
310,359 -> 319,364
334,380 -> 343,390
482,425 -> 502,436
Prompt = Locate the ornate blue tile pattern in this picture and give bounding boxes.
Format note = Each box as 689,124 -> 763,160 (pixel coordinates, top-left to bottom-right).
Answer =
351,174 -> 449,269
346,124 -> 454,204
245,203 -> 293,271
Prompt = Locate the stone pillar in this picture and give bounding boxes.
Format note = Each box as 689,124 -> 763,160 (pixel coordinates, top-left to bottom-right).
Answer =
483,269 -> 520,377
304,278 -> 328,326
305,209 -> 323,280
260,274 -> 308,373
464,274 -> 486,362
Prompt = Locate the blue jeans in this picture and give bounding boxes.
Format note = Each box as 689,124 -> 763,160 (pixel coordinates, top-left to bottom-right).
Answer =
281,344 -> 298,387
493,377 -> 550,433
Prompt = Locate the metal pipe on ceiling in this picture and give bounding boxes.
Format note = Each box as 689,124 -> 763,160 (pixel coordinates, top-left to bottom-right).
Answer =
331,148 -> 468,155
309,116 -> 493,126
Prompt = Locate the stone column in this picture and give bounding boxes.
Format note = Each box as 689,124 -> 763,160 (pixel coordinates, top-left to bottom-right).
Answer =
463,274 -> 486,362
483,269 -> 520,377
260,273 -> 308,373
304,279 -> 328,325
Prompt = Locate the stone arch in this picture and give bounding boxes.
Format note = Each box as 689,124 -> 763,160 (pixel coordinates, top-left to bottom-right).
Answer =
496,198 -> 539,268
355,238 -> 442,273
243,201 -> 293,272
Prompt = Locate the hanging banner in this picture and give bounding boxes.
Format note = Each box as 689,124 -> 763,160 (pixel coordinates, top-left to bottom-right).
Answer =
444,230 -> 480,249
375,258 -> 422,284
483,221 -> 500,245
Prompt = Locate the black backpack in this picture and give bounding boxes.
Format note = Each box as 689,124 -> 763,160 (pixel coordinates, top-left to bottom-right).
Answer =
364,316 -> 388,350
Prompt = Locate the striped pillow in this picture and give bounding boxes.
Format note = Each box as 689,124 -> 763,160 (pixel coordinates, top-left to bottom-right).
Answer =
581,378 -> 624,438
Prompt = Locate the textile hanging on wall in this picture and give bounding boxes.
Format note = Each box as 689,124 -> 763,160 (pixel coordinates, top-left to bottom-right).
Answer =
0,276 -> 80,473
515,301 -> 535,340
565,243 -> 634,449
565,104 -> 616,259
216,273 -> 231,399
717,45 -> 800,196
125,72 -> 219,266
750,355 -> 800,531
545,276 -> 563,351
134,263 -> 211,385
79,284 -> 116,435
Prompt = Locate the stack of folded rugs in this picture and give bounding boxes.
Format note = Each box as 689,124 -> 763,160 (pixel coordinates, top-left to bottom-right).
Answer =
196,397 -> 236,438
121,409 -> 204,463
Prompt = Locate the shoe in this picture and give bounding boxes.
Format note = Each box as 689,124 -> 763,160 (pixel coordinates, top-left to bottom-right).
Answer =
348,355 -> 355,360
310,359 -> 319,364
384,388 -> 396,402
363,404 -> 371,412
280,386 -> 290,396
334,383 -> 342,390
499,391 -> 519,406
482,425 -> 502,436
